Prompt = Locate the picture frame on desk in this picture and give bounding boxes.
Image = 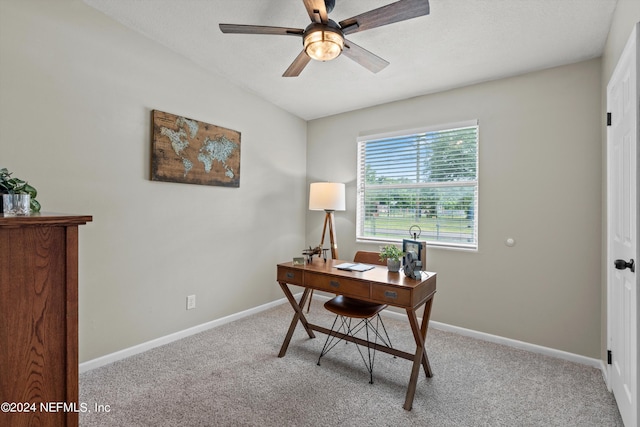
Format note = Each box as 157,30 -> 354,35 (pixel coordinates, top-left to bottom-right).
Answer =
402,239 -> 427,269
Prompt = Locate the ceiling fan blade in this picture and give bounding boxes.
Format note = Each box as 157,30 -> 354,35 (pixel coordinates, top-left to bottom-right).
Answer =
283,50 -> 312,77
219,24 -> 304,36
339,0 -> 430,35
342,39 -> 389,73
302,0 -> 329,24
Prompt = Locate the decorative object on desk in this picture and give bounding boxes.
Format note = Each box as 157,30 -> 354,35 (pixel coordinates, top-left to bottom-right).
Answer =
409,224 -> 422,240
379,244 -> 403,272
308,182 -> 345,259
302,245 -> 329,263
0,168 -> 41,213
151,110 -> 241,188
403,238 -> 427,270
403,250 -> 422,280
292,257 -> 305,266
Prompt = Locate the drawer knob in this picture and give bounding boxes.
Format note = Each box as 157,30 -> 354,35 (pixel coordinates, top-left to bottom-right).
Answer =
330,280 -> 340,288
286,272 -> 295,279
384,291 -> 397,299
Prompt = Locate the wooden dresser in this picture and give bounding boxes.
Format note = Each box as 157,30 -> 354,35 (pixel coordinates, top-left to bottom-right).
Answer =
0,213 -> 92,427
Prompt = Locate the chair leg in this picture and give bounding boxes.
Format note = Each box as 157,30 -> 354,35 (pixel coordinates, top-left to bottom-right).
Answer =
317,314 -> 340,365
375,314 -> 394,355
318,315 -> 356,364
365,318 -> 374,384
344,317 -> 379,384
348,314 -> 392,349
318,314 -> 393,384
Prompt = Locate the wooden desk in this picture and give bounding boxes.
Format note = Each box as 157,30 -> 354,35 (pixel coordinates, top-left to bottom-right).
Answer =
276,258 -> 437,410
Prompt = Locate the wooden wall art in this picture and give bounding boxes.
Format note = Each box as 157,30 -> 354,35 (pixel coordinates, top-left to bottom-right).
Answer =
151,110 -> 241,187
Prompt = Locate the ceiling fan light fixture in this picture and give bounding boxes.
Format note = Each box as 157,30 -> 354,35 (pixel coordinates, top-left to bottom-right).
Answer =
303,27 -> 344,62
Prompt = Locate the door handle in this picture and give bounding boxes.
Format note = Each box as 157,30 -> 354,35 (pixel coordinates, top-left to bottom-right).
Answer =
614,259 -> 635,272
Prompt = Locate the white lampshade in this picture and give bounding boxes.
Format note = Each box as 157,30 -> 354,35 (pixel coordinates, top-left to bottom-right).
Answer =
309,182 -> 345,211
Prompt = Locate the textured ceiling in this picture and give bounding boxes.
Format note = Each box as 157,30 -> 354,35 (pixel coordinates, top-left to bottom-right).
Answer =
83,0 -> 617,120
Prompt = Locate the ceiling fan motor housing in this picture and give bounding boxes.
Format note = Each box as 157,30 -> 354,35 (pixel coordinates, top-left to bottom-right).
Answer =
303,20 -> 344,61
324,0 -> 336,14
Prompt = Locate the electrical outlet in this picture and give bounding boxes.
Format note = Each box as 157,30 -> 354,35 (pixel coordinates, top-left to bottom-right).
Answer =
186,295 -> 196,310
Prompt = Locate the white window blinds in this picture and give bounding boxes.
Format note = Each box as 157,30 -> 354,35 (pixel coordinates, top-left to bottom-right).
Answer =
356,121 -> 479,249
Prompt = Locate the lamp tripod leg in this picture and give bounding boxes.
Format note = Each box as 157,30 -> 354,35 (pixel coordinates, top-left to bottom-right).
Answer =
307,211 -> 339,313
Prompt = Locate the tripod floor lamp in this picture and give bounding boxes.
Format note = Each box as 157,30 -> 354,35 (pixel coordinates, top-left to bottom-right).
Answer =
309,182 -> 346,259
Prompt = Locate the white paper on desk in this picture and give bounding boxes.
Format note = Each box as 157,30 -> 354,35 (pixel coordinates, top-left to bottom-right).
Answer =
335,263 -> 375,272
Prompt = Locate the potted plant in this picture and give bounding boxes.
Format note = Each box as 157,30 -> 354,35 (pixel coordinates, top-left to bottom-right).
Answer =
379,244 -> 403,272
0,168 -> 41,213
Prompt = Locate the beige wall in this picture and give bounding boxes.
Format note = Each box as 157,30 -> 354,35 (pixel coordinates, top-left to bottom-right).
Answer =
0,0 -> 307,362
600,3 -> 640,361
307,59 -> 603,358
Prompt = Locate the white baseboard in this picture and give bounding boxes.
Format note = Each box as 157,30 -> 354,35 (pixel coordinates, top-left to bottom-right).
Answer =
80,293 -> 604,374
426,320 -> 602,369
601,359 -> 611,390
310,293 -> 603,369
79,297 -> 287,373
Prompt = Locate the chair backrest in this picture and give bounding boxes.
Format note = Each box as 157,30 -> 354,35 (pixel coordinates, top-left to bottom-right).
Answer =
353,251 -> 385,266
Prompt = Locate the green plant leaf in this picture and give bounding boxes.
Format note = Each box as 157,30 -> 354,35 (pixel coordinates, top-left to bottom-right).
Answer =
30,199 -> 41,213
379,244 -> 403,261
23,184 -> 37,198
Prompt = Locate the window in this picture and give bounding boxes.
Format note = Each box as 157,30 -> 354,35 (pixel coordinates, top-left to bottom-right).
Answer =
356,120 -> 478,249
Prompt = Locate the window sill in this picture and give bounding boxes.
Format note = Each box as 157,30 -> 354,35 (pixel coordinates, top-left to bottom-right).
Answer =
356,237 -> 478,252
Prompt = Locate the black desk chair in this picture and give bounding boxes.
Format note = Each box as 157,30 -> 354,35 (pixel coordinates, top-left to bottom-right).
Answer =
317,251 -> 393,384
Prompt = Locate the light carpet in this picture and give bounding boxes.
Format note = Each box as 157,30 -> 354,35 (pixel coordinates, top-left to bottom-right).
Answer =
80,299 -> 623,426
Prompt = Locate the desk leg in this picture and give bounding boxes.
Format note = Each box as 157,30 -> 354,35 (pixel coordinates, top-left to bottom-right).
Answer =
418,297 -> 434,378
403,296 -> 434,411
278,283 -> 315,358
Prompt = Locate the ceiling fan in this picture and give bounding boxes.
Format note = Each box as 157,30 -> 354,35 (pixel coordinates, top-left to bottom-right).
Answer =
219,0 -> 430,77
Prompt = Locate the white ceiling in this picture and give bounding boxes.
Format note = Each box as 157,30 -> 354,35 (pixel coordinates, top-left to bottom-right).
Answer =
83,0 -> 617,121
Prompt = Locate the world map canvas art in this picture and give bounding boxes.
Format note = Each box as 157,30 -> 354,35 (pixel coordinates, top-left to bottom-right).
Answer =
151,110 -> 241,187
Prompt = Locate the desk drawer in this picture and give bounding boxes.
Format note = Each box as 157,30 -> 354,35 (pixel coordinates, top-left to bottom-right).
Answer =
277,267 -> 304,286
371,284 -> 411,306
305,273 -> 370,299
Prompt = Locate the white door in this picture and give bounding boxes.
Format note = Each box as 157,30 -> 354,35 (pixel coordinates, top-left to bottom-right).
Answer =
607,22 -> 639,427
